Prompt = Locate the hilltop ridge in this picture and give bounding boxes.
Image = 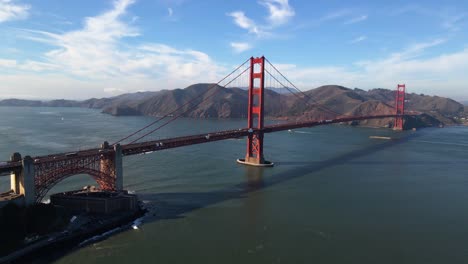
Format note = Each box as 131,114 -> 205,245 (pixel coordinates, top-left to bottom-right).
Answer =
0,84 -> 465,128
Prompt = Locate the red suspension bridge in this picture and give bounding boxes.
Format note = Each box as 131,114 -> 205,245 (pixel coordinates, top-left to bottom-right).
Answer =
0,56 -> 415,204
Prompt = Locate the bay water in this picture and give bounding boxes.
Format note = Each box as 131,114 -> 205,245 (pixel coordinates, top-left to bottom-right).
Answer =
1,107 -> 468,264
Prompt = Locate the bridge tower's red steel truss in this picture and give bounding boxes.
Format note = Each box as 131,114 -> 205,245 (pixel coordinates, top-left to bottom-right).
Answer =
238,56 -> 273,167
394,84 -> 406,130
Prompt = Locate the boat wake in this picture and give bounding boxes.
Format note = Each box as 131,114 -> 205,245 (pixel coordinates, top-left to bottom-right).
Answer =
289,130 -> 315,135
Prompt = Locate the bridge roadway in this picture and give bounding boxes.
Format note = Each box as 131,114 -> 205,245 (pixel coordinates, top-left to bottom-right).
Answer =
0,114 -> 406,176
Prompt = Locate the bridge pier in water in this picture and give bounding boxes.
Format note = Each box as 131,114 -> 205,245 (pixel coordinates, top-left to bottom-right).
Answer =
237,56 -> 273,167
10,153 -> 35,206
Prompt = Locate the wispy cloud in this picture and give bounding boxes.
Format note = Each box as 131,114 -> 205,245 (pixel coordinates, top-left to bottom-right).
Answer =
394,38 -> 446,60
354,39 -> 447,73
344,15 -> 368,25
0,0 -> 30,23
230,42 -> 252,53
321,9 -> 352,21
391,5 -> 467,32
260,0 -> 295,26
311,9 -> 367,27
0,0 -> 226,98
227,11 -> 262,36
227,0 -> 294,37
168,7 -> 173,17
227,0 -> 294,52
0,58 -> 17,67
274,39 -> 468,99
350,35 -> 367,44
293,9 -> 352,30
441,13 -> 466,32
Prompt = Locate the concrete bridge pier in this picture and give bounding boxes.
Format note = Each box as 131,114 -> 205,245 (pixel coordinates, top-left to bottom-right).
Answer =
10,153 -> 35,206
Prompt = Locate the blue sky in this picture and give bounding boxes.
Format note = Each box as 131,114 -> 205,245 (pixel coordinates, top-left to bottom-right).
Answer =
0,0 -> 467,100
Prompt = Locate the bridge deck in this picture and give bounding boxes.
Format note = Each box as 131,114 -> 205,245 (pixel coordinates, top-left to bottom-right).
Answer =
0,114 -> 410,176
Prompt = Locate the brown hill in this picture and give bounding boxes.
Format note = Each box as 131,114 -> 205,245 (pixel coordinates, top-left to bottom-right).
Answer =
0,84 -> 464,129
103,83 -> 285,118
100,84 -> 464,128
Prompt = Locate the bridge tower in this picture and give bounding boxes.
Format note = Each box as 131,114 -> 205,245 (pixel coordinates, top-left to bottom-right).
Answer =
97,141 -> 123,191
10,153 -> 35,206
237,56 -> 273,167
394,84 -> 406,130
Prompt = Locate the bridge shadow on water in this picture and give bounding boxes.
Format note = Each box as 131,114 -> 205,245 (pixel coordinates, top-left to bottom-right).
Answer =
138,131 -> 425,223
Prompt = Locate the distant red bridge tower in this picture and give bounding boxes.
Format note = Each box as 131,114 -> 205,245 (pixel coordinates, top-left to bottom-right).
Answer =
394,84 -> 406,130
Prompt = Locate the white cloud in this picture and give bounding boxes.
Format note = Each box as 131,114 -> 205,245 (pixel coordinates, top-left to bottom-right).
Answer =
350,35 -> 367,44
226,0 -> 295,53
104,87 -> 127,94
0,58 -> 59,72
380,38 -> 446,62
344,15 -> 368,25
271,39 -> 468,100
273,63 -> 360,88
21,0 -> 140,77
27,0 -> 222,81
0,0 -> 30,23
230,42 -> 252,53
227,0 -> 294,37
0,0 -> 226,99
168,7 -> 173,17
0,58 -> 17,67
227,11 -> 261,35
259,0 -> 295,26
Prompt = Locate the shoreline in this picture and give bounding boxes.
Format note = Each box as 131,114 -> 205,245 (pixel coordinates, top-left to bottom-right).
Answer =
0,202 -> 146,264
0,105 -> 464,128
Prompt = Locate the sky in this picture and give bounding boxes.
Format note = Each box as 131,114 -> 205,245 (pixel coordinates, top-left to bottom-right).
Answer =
0,0 -> 467,100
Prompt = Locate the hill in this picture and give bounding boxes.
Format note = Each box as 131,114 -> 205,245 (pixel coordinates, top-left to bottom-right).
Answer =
0,91 -> 160,110
99,84 -> 464,128
0,84 -> 464,129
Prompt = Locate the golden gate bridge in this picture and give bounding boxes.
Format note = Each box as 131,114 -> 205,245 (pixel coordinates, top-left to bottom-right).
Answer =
0,56 -> 414,204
